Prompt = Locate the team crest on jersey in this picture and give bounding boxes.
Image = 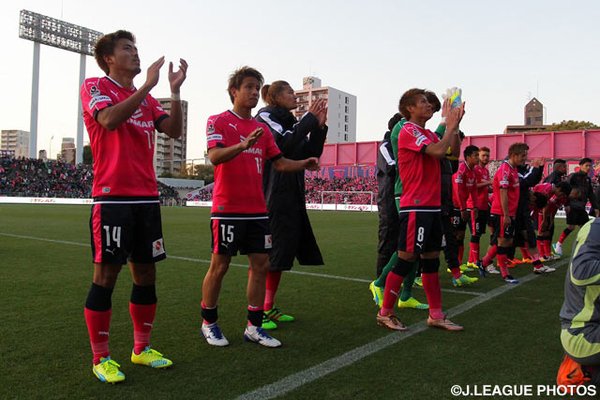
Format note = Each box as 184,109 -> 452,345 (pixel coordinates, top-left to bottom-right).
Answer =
89,85 -> 99,96
152,238 -> 165,257
264,234 -> 272,249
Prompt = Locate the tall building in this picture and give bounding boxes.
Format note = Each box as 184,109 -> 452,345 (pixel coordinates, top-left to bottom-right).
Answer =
293,77 -> 357,143
61,137 -> 76,164
524,97 -> 544,126
154,99 -> 188,176
505,97 -> 549,133
1,130 -> 30,158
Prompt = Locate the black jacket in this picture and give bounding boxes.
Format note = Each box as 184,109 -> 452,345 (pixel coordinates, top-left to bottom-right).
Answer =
516,164 -> 543,218
568,171 -> 599,211
543,170 -> 566,185
256,106 -> 327,268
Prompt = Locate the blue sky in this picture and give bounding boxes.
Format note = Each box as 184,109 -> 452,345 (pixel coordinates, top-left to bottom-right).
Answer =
1,0 -> 598,160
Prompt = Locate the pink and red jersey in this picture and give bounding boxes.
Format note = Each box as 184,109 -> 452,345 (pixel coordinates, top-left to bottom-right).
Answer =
81,76 -> 168,198
490,161 -> 520,216
474,164 -> 491,210
207,110 -> 281,215
534,183 -> 567,217
452,161 -> 477,210
397,122 -> 441,210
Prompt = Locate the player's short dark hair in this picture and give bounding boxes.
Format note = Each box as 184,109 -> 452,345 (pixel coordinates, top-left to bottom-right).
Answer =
388,113 -> 403,131
94,30 -> 135,74
579,157 -> 592,165
261,80 -> 291,107
556,181 -> 572,196
424,91 -> 441,113
399,88 -> 427,120
533,192 -> 548,209
553,158 -> 566,165
508,142 -> 529,156
463,145 -> 479,159
228,66 -> 264,103
479,146 -> 490,153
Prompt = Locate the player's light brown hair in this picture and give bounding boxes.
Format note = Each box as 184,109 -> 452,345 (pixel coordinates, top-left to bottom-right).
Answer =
398,88 -> 427,120
227,66 -> 264,103
261,81 -> 292,107
94,30 -> 136,75
479,146 -> 490,153
508,142 -> 529,156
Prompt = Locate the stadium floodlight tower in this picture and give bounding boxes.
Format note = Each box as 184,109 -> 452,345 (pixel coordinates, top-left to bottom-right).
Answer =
19,10 -> 102,163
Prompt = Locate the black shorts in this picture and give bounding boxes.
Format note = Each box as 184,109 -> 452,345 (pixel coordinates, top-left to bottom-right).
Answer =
210,216 -> 272,256
398,211 -> 443,254
490,214 -> 516,243
566,207 -> 590,226
513,215 -> 537,248
451,208 -> 468,231
90,201 -> 165,265
468,209 -> 489,236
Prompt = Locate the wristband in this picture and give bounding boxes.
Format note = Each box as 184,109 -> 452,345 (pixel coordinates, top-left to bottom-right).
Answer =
171,92 -> 181,101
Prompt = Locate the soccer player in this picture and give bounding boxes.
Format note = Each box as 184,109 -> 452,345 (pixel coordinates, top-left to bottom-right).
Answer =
544,159 -> 567,185
508,159 -> 553,274
80,30 -> 188,383
554,158 -> 600,256
376,88 -> 464,331
255,81 -> 328,330
467,146 -> 492,270
200,67 -> 319,348
374,113 -> 404,277
451,145 -> 479,269
534,181 -> 572,260
557,217 -> 600,387
485,143 -> 529,283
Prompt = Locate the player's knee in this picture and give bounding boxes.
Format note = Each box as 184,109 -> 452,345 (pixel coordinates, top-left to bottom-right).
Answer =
130,283 -> 157,305
420,258 -> 440,273
85,283 -> 113,311
392,257 -> 414,276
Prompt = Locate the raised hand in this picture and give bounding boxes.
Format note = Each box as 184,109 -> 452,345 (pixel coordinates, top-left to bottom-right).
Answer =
144,56 -> 165,90
241,128 -> 264,150
169,58 -> 188,94
308,99 -> 328,127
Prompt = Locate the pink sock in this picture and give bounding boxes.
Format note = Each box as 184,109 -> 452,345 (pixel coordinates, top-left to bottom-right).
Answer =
450,267 -> 462,280
544,240 -> 552,258
130,303 -> 156,354
380,272 -> 403,316
520,246 -> 532,260
497,252 -> 509,278
469,242 -> 480,263
84,308 -> 111,364
421,272 -> 444,319
264,271 -> 282,311
482,244 -> 497,267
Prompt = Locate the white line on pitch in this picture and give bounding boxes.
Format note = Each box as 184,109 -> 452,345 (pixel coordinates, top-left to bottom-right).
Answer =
236,258 -> 570,400
0,232 -> 484,296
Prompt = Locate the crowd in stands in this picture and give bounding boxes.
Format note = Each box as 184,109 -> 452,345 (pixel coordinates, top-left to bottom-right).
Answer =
304,176 -> 377,204
0,156 -> 180,204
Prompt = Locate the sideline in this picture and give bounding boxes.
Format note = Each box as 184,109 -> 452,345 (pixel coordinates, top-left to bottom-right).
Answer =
236,259 -> 569,400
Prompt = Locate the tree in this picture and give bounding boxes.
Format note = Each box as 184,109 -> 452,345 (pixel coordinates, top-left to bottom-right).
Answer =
548,120 -> 599,131
193,165 -> 214,184
83,145 -> 93,165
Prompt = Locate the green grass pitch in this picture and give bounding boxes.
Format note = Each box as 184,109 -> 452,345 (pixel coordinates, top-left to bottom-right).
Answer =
0,204 -> 577,399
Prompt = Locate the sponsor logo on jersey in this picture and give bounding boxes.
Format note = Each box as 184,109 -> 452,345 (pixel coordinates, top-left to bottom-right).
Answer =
207,134 -> 223,142
152,238 -> 165,257
89,85 -> 99,96
243,147 -> 263,156
102,187 -> 111,194
131,108 -> 143,119
264,234 -> 272,249
207,123 -> 215,134
229,123 -> 238,131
